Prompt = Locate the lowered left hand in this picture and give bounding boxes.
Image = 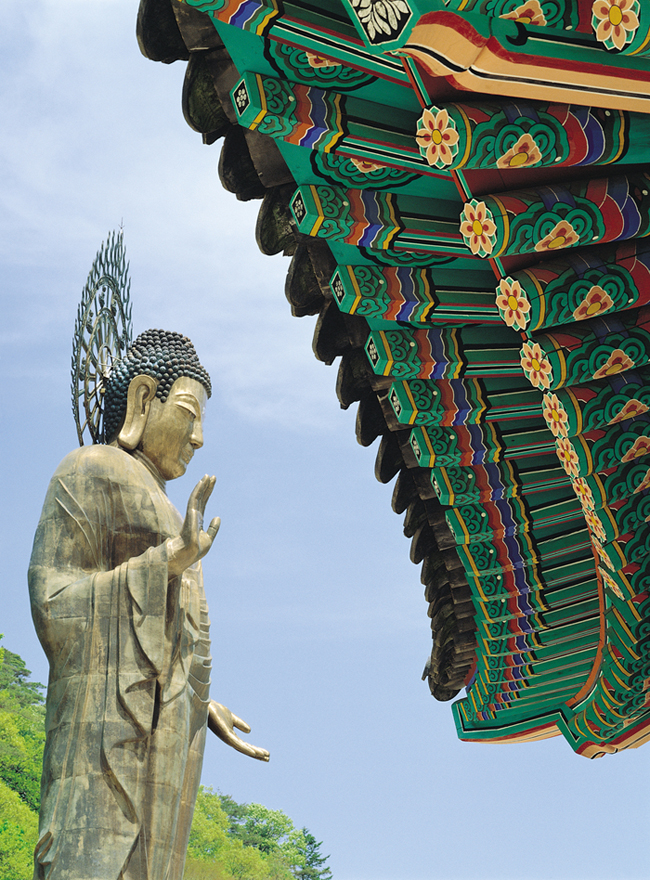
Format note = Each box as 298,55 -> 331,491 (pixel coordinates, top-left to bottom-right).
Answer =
207,700 -> 270,762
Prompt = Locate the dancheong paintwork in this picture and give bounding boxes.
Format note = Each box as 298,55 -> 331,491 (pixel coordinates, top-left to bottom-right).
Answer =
139,0 -> 650,757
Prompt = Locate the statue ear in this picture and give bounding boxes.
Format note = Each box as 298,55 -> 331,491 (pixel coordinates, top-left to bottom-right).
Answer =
117,375 -> 158,450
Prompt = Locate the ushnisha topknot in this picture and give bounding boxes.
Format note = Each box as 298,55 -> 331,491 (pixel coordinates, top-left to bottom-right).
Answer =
103,329 -> 212,443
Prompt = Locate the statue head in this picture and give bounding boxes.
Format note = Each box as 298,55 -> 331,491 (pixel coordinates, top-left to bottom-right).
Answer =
103,329 -> 212,480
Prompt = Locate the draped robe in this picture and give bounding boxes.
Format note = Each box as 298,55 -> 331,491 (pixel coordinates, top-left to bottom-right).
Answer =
28,445 -> 211,880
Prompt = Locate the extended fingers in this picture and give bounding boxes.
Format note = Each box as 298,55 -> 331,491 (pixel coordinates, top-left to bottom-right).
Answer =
187,475 -> 215,515
187,478 -> 204,513
206,517 -> 221,540
196,475 -> 216,515
231,712 -> 251,734
230,735 -> 270,762
200,474 -> 216,502
248,744 -> 270,762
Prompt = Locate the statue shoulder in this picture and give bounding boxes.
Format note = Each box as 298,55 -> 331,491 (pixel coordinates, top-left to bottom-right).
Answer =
52,445 -> 143,486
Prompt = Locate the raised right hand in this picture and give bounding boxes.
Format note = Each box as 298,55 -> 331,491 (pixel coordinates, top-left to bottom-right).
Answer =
167,475 -> 221,578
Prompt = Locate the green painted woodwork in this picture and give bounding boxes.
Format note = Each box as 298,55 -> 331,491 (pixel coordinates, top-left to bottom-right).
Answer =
365,327 -> 464,379
521,308 -> 650,391
389,378 -> 543,427
365,324 -> 527,381
444,493 -> 584,545
552,420 -> 650,478
290,184 -> 402,249
266,39 -> 376,91
170,0 -> 650,756
183,0 -> 281,36
461,174 -> 650,260
330,263 -> 501,324
443,0 -> 579,31
409,422 -> 503,467
231,70 -> 447,182
231,71 -> 345,151
541,369 -> 650,439
432,460 -> 523,505
501,240 -> 650,333
416,101 -> 650,172
388,378 -> 486,426
331,264 -> 436,323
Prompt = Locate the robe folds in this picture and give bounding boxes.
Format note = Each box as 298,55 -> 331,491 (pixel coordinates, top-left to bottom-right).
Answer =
28,445 -> 211,880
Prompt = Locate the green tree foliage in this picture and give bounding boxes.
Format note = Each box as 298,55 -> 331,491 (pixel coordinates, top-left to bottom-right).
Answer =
292,830 -> 333,880
0,641 -> 333,880
186,788 -> 294,879
0,778 -> 39,880
219,792 -> 249,837
0,637 -> 43,880
0,639 -> 46,812
187,789 -> 332,880
238,803 -> 295,855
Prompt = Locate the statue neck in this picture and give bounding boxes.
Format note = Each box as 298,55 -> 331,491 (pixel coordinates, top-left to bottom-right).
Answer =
132,449 -> 167,492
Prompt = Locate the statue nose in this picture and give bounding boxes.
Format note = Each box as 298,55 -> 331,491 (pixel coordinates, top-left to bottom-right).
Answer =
190,421 -> 203,449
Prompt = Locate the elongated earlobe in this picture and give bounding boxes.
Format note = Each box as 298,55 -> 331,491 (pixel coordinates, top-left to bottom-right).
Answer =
116,375 -> 158,450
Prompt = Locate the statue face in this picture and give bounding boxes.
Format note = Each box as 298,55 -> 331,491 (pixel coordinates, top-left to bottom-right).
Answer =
139,376 -> 208,480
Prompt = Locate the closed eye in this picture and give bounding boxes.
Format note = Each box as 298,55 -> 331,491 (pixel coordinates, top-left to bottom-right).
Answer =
176,403 -> 197,420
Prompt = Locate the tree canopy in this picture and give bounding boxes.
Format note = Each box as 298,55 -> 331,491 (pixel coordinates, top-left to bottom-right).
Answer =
0,638 -> 333,880
186,788 -> 332,879
0,637 -> 45,879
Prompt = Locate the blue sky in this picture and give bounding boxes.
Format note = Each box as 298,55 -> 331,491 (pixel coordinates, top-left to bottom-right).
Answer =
1,4 -> 649,879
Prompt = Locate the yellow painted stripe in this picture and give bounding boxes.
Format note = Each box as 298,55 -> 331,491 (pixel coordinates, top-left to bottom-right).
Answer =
382,194 -> 401,249
607,646 -> 630,678
522,268 -> 545,328
451,509 -> 470,542
254,2 -> 279,36
565,387 -> 583,435
422,426 -> 435,464
324,93 -> 345,154
402,381 -> 419,426
489,195 -> 510,259
611,607 -> 640,656
347,266 -> 362,315
309,185 -> 325,236
629,26 -> 650,56
440,468 -> 455,505
378,332 -> 393,376
450,102 -> 473,169
247,74 -> 268,131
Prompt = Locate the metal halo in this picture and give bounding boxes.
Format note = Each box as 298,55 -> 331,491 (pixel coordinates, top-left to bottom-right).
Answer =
71,230 -> 133,445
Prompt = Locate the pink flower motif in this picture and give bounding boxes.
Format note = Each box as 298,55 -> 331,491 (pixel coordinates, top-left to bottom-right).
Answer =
495,277 -> 531,330
600,568 -> 625,600
305,52 -> 341,68
556,436 -> 580,478
520,341 -> 553,389
460,200 -> 497,257
535,219 -> 580,252
500,0 -> 547,24
622,435 -> 650,462
592,348 -> 636,380
573,477 -> 595,510
573,285 -> 614,321
591,0 -> 640,50
594,542 -> 616,571
633,467 -> 650,494
349,156 -> 384,173
416,107 -> 460,169
609,398 -> 650,424
496,133 -> 543,169
585,509 -> 607,542
542,392 -> 569,438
